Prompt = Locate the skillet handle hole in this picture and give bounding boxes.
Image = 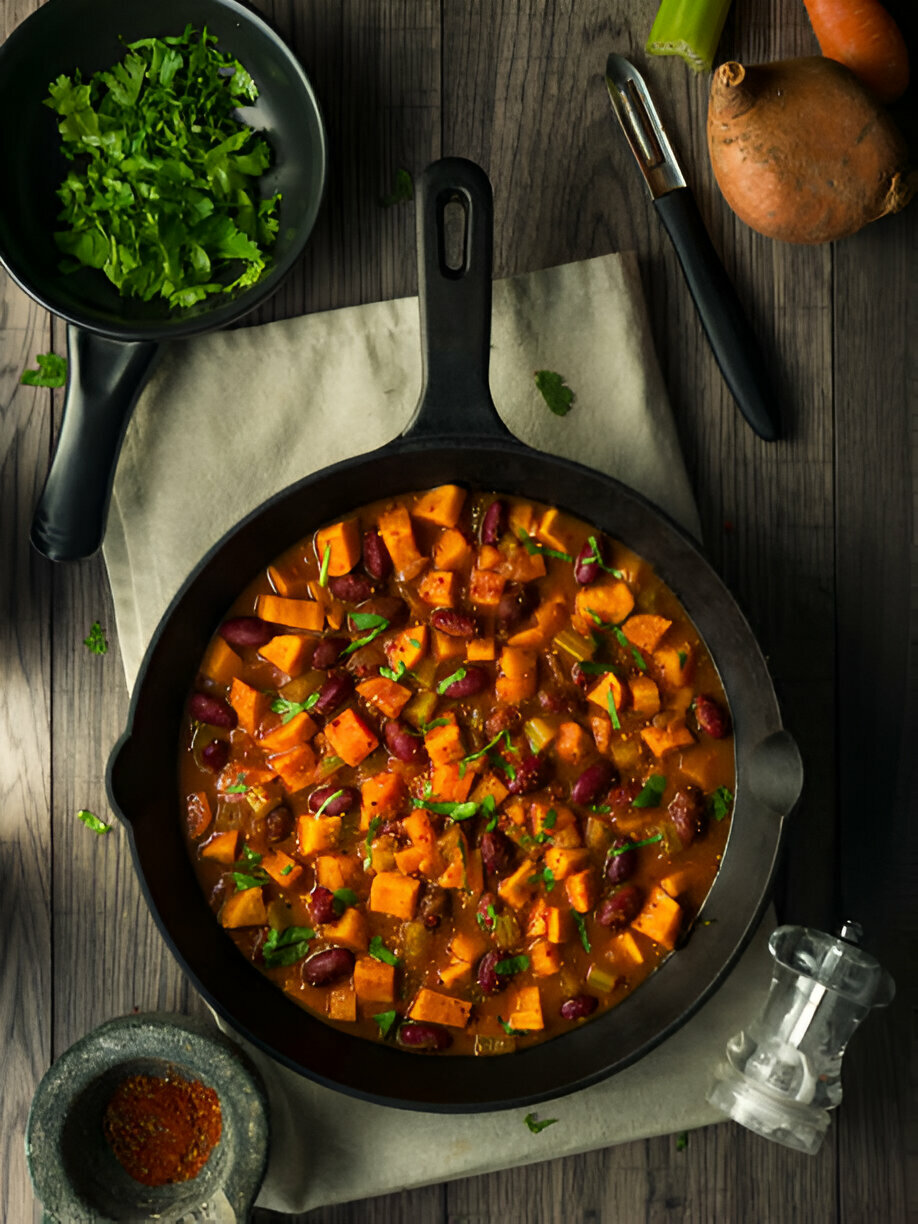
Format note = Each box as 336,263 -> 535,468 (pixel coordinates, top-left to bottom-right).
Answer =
439,191 -> 469,277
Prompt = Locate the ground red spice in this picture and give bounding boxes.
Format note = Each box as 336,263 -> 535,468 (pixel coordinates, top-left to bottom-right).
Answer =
102,1070 -> 222,1187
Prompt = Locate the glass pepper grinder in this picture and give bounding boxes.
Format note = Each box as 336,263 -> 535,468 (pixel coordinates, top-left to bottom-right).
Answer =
707,920 -> 895,1154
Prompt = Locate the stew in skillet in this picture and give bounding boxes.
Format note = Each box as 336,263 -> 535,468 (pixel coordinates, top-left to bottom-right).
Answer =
180,487 -> 734,1055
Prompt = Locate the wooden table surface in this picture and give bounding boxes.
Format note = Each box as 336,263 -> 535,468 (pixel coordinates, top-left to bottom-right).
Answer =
2,1 -> 916,1220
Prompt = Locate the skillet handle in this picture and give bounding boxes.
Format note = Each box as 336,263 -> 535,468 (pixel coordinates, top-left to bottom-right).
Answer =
31,324 -> 160,562
403,157 -> 511,441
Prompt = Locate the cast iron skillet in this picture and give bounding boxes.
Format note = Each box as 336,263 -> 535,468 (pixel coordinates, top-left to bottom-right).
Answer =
107,158 -> 803,1111
0,0 -> 326,562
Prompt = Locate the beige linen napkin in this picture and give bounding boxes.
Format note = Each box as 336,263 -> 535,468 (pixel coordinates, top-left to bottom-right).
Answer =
104,253 -> 766,1214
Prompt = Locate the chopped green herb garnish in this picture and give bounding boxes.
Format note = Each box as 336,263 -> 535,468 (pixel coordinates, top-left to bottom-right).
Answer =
363,815 -> 382,869
534,369 -> 575,417
21,352 -> 68,388
83,621 -> 108,655
408,637 -> 421,649
76,809 -> 111,834
230,844 -> 267,889
606,688 -> 621,732
379,167 -> 414,207
343,613 -> 390,656
379,660 -> 408,683
225,772 -> 248,794
528,865 -> 556,892
676,1131 -> 689,1151
419,717 -> 450,733
485,809 -> 499,832
609,833 -> 663,856
517,529 -> 573,563
632,774 -> 666,808
45,27 -> 280,309
437,666 -> 467,695
576,660 -> 619,675
280,864 -> 294,876
707,786 -> 734,822
525,1112 -> 559,1134
588,804 -> 612,814
237,844 -> 262,867
611,624 -> 647,672
374,1009 -> 398,1038
271,692 -> 320,723
368,935 -> 401,966
231,871 -> 266,891
477,902 -> 499,933
412,797 -> 479,821
313,788 -> 345,818
495,954 -> 530,975
678,650 -> 688,668
318,544 -> 331,588
498,1015 -> 523,1035
573,910 -> 591,952
262,925 -> 315,968
461,729 -> 517,771
332,887 -> 358,915
581,535 -> 623,578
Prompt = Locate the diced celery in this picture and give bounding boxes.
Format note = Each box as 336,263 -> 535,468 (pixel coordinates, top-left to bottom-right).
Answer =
411,656 -> 438,690
523,717 -> 558,755
475,1034 -> 517,1056
610,738 -> 643,773
587,964 -> 619,993
370,844 -> 396,874
585,816 -> 611,852
402,689 -> 438,730
401,920 -> 431,972
280,670 -> 323,702
318,754 -> 344,779
492,912 -> 521,950
553,628 -> 596,662
246,784 -> 279,818
646,0 -> 733,73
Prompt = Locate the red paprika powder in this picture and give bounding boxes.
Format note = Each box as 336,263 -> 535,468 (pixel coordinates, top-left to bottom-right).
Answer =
102,1070 -> 222,1186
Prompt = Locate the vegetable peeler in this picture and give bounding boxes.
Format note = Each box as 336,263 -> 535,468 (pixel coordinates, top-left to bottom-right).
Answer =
605,52 -> 780,442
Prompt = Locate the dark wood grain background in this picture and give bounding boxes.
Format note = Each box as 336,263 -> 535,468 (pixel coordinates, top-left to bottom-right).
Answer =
2,0 -> 915,1220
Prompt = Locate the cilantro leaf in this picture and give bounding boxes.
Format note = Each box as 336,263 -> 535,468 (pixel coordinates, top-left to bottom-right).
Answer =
363,816 -> 382,869
21,353 -> 68,388
528,865 -> 556,892
498,1015 -> 524,1035
224,772 -> 249,794
517,529 -> 573,563
437,666 -> 467,695
707,786 -> 734,822
534,369 -> 574,417
632,775 -> 666,808
573,910 -> 591,953
342,613 -> 390,655
607,688 -> 621,731
495,954 -> 530,975
379,167 -> 414,207
313,788 -> 345,818
77,809 -> 111,834
262,925 -> 315,968
332,887 -> 358,915
83,621 -> 108,655
379,660 -> 408,682
608,833 -> 663,856
374,1009 -> 398,1037
368,935 -> 401,966
524,1112 -> 559,1134
412,797 -> 479,821
271,693 -> 320,724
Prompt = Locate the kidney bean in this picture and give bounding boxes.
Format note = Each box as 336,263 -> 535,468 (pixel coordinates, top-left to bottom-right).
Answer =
201,739 -> 229,772
384,719 -> 428,764
397,1023 -> 453,1051
419,883 -> 451,923
608,780 -> 642,809
310,886 -> 337,925
573,536 -> 612,586
480,499 -> 507,545
329,573 -> 375,603
311,637 -> 348,669
302,947 -> 354,986
570,662 -> 592,693
362,529 -> 393,581
264,804 -> 293,843
480,830 -> 514,876
668,787 -> 705,847
536,690 -> 567,715
477,950 -> 504,995
430,609 -> 477,638
219,616 -> 277,649
308,784 -> 359,816
571,759 -> 617,806
597,884 -> 643,928
485,706 -> 521,738
442,666 -> 488,699
695,694 -> 731,739
496,584 -> 538,631
560,994 -> 599,1021
477,891 -> 499,933
506,752 -> 548,795
605,837 -> 638,885
313,671 -> 354,716
189,692 -> 237,729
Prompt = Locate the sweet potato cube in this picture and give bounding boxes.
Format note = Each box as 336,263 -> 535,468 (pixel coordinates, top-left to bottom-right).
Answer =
325,708 -> 379,767
641,721 -> 695,758
267,564 -> 298,597
438,960 -> 472,989
316,853 -> 354,892
467,636 -> 496,661
654,645 -> 694,689
429,762 -> 475,803
403,808 -> 437,848
418,570 -> 457,608
554,721 -> 593,766
201,637 -> 242,687
186,791 -> 213,839
476,544 -> 501,570
629,675 -> 661,718
498,861 -> 537,910
256,595 -> 324,632
269,742 -> 317,793
530,939 -> 562,976
357,676 -> 412,719
327,984 -> 357,1022
470,770 -> 509,809
354,956 -> 396,1003
394,845 -> 427,876
679,745 -> 721,791
623,614 -> 672,654
535,508 -> 577,554
590,713 -> 612,755
360,772 -> 407,829
432,528 -> 473,571
258,709 -> 318,753
496,646 -> 537,703
228,677 -> 269,736
544,846 -> 590,880
575,581 -> 634,632
506,626 -> 545,649
659,868 -> 694,899
611,930 -> 645,966
450,930 -> 488,963
296,814 -> 342,857
632,886 -> 683,949
369,871 -> 421,920
261,850 -> 303,888
322,907 -> 369,952
377,505 -> 426,580
565,868 -> 597,913
315,518 -> 361,577
200,829 -> 240,864
508,985 -> 544,1031
432,629 -> 466,661
587,672 -> 625,714
259,633 -> 313,678
468,568 -> 507,608
507,502 -> 536,536
438,854 -> 465,891
545,907 -> 573,944
424,722 -> 465,766
497,542 -> 546,583
408,987 -> 472,1029
387,625 -> 428,672
412,484 -> 467,528
220,887 -> 267,929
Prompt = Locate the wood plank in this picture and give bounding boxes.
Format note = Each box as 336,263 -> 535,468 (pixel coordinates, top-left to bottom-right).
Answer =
0,280 -> 52,1224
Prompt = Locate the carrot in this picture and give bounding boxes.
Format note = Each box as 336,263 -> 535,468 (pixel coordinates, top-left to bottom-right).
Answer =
708,57 -> 913,244
803,0 -> 909,104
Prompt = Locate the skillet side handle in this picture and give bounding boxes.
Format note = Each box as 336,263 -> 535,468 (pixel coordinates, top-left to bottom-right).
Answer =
31,324 -> 160,562
403,157 -> 511,442
746,730 -> 804,817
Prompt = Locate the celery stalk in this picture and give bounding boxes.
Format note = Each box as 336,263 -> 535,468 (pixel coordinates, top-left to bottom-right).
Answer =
646,0 -> 733,73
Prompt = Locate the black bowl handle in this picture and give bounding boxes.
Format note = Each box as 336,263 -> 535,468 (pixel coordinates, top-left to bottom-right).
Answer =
31,324 -> 160,562
403,157 -> 510,442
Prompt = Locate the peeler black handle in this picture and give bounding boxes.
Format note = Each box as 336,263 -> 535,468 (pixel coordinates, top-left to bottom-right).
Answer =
655,188 -> 780,443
